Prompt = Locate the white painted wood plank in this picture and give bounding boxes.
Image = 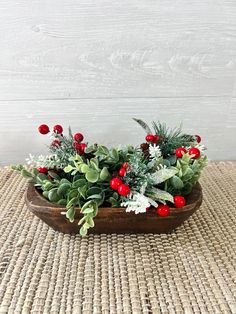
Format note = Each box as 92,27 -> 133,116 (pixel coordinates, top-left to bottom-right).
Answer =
0,98 -> 235,164
0,0 -> 236,99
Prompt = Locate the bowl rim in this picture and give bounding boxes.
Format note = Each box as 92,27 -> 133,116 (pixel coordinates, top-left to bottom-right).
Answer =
26,182 -> 202,217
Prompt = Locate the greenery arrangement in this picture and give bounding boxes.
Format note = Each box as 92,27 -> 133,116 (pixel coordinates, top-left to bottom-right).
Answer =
12,120 -> 207,236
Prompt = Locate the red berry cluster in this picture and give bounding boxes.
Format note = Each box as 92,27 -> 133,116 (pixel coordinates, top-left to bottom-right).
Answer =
38,124 -> 87,155
175,147 -> 201,159
145,134 -> 159,143
110,162 -> 130,196
73,133 -> 86,155
175,135 -> 201,159
38,124 -> 64,147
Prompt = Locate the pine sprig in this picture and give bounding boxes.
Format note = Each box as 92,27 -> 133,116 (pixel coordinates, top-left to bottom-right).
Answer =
152,121 -> 195,157
134,119 -> 195,157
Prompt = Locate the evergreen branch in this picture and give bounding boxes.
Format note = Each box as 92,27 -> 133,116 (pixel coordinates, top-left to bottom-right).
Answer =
133,118 -> 152,134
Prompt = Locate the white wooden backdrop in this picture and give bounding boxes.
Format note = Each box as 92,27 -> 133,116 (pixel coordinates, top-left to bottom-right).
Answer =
0,0 -> 236,164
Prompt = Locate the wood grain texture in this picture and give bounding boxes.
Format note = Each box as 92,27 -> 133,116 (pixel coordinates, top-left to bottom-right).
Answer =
0,98 -> 235,164
0,0 -> 236,99
0,0 -> 236,163
26,182 -> 203,234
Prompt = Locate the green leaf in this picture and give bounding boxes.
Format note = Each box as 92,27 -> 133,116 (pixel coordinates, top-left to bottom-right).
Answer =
57,199 -> 67,206
87,194 -> 102,200
42,191 -> 49,199
68,189 -> 78,200
73,179 -> 87,188
60,178 -> 71,185
168,155 -> 177,166
66,207 -> 75,222
87,217 -> 94,227
66,197 -> 78,209
58,183 -> 71,196
82,207 -> 94,214
48,188 -> 61,202
100,167 -> 110,181
170,176 -> 184,189
36,173 -> 48,182
95,145 -> 109,157
149,187 -> 174,203
89,158 -> 99,169
81,200 -> 94,211
78,185 -> 87,199
87,187 -> 102,196
85,169 -> 99,183
78,216 -> 86,225
64,165 -> 74,173
110,149 -> 119,161
43,181 -> 55,191
151,168 -> 177,185
84,145 -> 96,154
81,164 -> 90,173
133,118 -> 152,134
48,171 -> 60,180
80,226 -> 87,236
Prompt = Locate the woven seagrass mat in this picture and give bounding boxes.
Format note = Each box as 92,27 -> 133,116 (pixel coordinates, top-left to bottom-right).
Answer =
0,162 -> 235,314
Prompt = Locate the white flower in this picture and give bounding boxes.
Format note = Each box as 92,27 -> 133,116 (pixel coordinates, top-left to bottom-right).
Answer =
121,192 -> 151,214
149,144 -> 162,159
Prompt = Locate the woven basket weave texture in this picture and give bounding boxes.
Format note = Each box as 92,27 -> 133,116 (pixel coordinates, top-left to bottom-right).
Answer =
0,162 -> 235,314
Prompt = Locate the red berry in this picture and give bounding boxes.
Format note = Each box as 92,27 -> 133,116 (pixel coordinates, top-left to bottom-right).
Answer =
146,134 -> 155,142
73,142 -> 87,155
119,168 -> 126,177
188,147 -> 200,159
157,204 -> 170,217
80,143 -> 87,153
110,178 -> 123,190
175,147 -> 187,158
73,142 -> 80,150
174,195 -> 186,208
153,135 -> 159,143
118,184 -> 131,196
53,125 -> 63,134
37,167 -> 48,174
195,135 -> 201,143
51,140 -> 61,147
74,133 -> 84,142
38,124 -> 50,135
146,207 -> 150,212
122,162 -> 129,169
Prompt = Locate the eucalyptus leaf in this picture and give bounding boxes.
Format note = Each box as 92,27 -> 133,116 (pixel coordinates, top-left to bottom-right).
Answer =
78,185 -> 87,199
48,188 -> 61,202
57,199 -> 67,206
64,165 -> 74,173
58,183 -> 71,196
100,167 -> 109,181
170,176 -> 184,189
73,179 -> 87,188
80,226 -> 88,236
81,164 -> 90,173
66,197 -> 78,209
82,207 -> 94,214
66,207 -> 75,222
85,169 -> 99,183
87,187 -> 102,196
48,171 -> 60,180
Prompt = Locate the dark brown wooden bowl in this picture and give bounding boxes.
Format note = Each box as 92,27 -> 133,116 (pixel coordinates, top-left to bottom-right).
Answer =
25,183 -> 203,234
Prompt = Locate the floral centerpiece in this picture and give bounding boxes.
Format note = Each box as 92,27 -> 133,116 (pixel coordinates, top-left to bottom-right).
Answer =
12,119 -> 207,236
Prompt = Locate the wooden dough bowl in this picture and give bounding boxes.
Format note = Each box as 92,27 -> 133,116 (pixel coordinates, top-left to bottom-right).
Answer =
26,183 -> 202,234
